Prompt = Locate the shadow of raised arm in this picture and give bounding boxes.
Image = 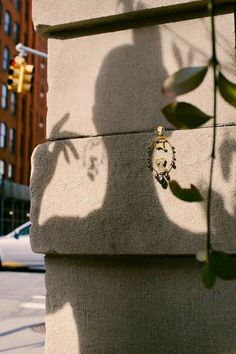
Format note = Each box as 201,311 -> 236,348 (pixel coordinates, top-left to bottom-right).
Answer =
30,113 -> 79,226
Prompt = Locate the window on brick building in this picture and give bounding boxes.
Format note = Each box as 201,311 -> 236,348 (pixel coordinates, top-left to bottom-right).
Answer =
0,160 -> 5,185
0,2 -> 2,25
10,92 -> 16,114
0,160 -> 6,178
0,123 -> 7,148
3,47 -> 9,70
13,22 -> 20,44
9,128 -> 15,152
8,164 -> 14,180
4,11 -> 11,35
14,0 -> 20,11
1,84 -> 8,109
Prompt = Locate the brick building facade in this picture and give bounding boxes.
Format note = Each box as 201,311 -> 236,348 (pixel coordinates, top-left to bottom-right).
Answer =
0,0 -> 47,233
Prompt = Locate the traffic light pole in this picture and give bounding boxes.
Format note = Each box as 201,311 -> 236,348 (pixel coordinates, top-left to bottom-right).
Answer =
15,43 -> 48,59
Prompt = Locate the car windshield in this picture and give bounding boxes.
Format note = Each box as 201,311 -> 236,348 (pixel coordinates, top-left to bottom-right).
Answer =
5,222 -> 31,238
17,225 -> 30,236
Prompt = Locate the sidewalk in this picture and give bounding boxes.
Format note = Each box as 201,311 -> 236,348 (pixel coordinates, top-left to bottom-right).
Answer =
0,317 -> 45,353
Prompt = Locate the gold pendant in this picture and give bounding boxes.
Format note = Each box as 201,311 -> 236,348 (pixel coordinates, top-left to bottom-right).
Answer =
147,126 -> 176,189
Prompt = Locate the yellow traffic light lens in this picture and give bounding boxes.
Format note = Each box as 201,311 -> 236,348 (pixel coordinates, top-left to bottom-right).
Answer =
25,64 -> 34,74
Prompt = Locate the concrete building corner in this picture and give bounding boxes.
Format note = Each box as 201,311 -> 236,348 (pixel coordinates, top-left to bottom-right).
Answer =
31,1 -> 236,353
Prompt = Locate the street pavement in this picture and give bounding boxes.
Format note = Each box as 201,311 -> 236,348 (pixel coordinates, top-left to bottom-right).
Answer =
0,268 -> 45,353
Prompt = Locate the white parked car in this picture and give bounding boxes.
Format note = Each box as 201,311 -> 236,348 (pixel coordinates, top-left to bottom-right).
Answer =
0,221 -> 44,269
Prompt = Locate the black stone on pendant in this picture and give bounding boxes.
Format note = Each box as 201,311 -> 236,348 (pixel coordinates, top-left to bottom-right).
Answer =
155,174 -> 168,189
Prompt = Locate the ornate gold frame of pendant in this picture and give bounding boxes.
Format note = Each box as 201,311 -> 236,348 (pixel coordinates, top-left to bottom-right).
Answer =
147,126 -> 176,189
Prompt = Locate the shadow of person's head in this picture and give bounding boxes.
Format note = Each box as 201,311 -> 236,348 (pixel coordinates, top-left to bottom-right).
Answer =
93,2 -> 167,134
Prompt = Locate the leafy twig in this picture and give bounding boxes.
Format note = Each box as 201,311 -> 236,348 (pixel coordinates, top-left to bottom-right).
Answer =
206,0 -> 218,257
160,0 -> 236,288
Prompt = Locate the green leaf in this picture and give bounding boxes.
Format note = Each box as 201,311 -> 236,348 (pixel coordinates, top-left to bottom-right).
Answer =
162,102 -> 211,129
202,262 -> 216,289
218,72 -> 236,108
162,66 -> 208,97
209,251 -> 236,280
169,180 -> 203,202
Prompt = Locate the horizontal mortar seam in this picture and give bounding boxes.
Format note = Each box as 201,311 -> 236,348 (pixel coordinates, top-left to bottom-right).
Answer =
36,0 -> 236,39
43,253 -> 236,258
48,122 -> 236,142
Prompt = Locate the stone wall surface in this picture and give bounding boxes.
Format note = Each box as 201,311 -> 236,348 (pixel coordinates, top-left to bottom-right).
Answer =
30,126 -> 236,255
45,256 -> 236,354
31,1 -> 236,353
32,0 -> 209,28
45,14 -> 234,139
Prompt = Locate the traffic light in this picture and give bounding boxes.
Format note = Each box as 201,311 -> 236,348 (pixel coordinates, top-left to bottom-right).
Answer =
7,56 -> 34,94
7,56 -> 24,92
22,63 -> 34,93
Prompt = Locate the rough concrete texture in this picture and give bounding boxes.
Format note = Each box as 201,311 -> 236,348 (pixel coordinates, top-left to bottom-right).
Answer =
32,0 -> 201,28
32,2 -> 236,353
46,14 -> 235,139
45,256 -> 236,354
30,125 -> 236,255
